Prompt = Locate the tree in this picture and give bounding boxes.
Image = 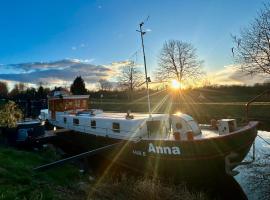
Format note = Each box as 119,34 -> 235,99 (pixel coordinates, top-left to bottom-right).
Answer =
9,84 -> 20,99
232,4 -> 270,75
0,81 -> 8,99
98,79 -> 113,91
70,76 -> 87,95
0,101 -> 23,128
156,40 -> 203,86
117,61 -> 144,100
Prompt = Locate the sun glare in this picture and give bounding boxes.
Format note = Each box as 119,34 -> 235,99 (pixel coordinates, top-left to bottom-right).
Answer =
171,79 -> 181,89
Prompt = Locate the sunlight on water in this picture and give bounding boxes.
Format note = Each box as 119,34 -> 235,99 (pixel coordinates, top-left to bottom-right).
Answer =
235,130 -> 270,200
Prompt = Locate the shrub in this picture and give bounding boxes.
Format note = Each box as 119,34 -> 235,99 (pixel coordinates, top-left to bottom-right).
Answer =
0,101 -> 23,128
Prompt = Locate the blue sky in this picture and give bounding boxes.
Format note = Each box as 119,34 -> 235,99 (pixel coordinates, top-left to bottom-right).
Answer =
0,0 -> 267,88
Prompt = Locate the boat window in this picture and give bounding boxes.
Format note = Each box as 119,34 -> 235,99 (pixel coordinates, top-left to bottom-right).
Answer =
91,120 -> 96,129
63,117 -> 67,124
73,118 -> 79,125
112,122 -> 120,133
147,121 -> 161,135
176,122 -> 182,129
75,100 -> 80,107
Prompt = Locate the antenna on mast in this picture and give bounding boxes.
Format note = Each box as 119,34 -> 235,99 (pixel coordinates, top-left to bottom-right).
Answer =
136,18 -> 151,117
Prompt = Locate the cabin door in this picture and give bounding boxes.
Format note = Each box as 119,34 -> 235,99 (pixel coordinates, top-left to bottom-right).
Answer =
50,100 -> 56,120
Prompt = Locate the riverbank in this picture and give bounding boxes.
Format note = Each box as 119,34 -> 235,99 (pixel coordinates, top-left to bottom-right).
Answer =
0,146 -> 208,200
0,146 -> 87,199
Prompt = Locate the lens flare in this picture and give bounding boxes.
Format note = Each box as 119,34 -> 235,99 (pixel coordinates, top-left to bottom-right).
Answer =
171,79 -> 181,89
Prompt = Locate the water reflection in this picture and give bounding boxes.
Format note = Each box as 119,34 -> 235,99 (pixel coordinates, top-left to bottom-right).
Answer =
235,130 -> 270,200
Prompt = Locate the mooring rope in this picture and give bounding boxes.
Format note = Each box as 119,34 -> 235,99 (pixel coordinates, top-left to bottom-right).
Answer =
257,134 -> 270,146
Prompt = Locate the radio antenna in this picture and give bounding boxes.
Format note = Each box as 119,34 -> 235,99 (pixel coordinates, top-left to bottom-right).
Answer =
136,19 -> 151,117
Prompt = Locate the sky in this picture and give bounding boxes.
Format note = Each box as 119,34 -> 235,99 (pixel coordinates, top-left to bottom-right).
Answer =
0,0 -> 268,89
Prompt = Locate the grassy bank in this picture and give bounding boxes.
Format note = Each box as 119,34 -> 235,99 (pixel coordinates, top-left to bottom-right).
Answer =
0,147 -> 208,200
88,175 -> 207,200
0,147 -> 86,200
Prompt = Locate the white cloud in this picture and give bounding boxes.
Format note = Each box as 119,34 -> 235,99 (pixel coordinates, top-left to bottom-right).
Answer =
208,65 -> 270,85
101,60 -> 135,80
0,59 -> 117,89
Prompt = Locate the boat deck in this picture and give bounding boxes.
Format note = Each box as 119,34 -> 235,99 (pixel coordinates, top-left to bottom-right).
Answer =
71,112 -> 166,120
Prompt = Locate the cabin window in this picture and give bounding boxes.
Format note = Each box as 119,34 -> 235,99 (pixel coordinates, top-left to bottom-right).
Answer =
147,121 -> 161,135
73,118 -> 79,125
82,99 -> 87,108
112,122 -> 120,133
91,120 -> 96,129
75,100 -> 80,108
63,117 -> 67,124
176,122 -> 182,129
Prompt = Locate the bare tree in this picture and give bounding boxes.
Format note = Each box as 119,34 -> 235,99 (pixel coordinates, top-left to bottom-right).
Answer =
0,81 -> 8,98
156,40 -> 203,86
118,61 -> 144,99
98,79 -> 113,91
232,4 -> 270,76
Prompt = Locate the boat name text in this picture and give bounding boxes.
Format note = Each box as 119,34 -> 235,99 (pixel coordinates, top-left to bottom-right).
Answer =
148,143 -> 181,155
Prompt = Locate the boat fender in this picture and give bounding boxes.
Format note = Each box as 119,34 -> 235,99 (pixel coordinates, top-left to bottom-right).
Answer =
173,132 -> 181,140
187,131 -> 194,140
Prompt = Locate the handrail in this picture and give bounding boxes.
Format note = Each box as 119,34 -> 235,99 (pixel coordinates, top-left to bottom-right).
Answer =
51,119 -> 150,141
52,119 -> 137,135
246,89 -> 270,121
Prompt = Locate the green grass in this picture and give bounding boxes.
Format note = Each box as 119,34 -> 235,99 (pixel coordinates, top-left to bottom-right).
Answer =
0,147 -> 86,200
0,147 -> 208,200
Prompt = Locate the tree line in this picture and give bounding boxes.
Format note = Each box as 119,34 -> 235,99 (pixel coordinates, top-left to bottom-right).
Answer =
0,82 -> 50,101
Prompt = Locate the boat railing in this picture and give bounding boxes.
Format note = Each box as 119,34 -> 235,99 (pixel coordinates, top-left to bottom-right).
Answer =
245,89 -> 270,121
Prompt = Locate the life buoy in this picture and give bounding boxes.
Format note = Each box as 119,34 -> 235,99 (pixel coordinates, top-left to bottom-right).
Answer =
173,132 -> 181,140
187,131 -> 194,140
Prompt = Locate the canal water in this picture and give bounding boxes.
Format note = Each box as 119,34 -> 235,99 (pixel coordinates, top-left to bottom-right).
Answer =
235,130 -> 270,200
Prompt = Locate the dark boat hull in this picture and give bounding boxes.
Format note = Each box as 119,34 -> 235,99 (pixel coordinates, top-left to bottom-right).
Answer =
54,121 -> 258,179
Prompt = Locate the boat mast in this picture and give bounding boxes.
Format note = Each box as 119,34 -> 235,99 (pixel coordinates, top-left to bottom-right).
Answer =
137,22 -> 151,117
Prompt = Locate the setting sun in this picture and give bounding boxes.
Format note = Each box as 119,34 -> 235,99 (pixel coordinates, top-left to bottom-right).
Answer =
171,79 -> 181,89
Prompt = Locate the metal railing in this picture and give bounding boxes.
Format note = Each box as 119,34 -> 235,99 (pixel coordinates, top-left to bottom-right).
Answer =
245,89 -> 270,121
51,119 -> 146,141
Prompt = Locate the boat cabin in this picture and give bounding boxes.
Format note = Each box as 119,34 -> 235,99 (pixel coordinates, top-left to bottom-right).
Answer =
48,95 -> 89,120
40,92 -> 204,141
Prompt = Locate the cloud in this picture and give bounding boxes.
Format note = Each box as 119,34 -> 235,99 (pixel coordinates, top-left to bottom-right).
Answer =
0,59 -> 116,89
208,65 -> 270,85
102,60 -> 135,77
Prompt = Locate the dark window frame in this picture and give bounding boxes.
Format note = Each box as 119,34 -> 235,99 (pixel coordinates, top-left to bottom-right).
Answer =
91,120 -> 96,129
176,122 -> 182,129
63,117 -> 67,124
112,122 -> 120,133
73,118 -> 79,125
